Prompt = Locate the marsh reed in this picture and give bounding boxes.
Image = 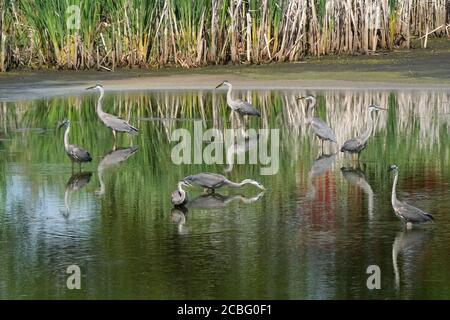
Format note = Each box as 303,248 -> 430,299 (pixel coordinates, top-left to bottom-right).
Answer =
0,0 -> 448,72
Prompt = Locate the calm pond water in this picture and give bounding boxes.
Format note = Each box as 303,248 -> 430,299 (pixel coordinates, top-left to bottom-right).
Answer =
0,88 -> 449,299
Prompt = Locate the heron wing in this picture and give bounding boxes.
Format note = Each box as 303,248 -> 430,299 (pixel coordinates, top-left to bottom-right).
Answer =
102,113 -> 138,134
234,100 -> 261,117
396,200 -> 434,223
311,118 -> 337,142
185,172 -> 226,188
340,138 -> 364,152
69,145 -> 92,162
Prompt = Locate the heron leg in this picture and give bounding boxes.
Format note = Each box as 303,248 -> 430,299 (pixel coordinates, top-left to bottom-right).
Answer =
112,130 -> 117,142
79,163 -> 81,172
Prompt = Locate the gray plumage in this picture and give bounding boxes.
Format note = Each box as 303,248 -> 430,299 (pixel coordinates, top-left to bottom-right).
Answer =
215,81 -> 261,117
86,84 -> 138,139
340,104 -> 386,155
389,165 -> 434,225
59,120 -> 92,165
186,193 -> 264,209
298,96 -> 336,148
181,172 -> 265,192
97,146 -> 139,196
171,181 -> 190,206
66,171 -> 92,192
98,146 -> 139,168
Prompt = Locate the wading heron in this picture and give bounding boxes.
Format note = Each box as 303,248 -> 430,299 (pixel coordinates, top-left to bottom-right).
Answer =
215,81 -> 261,117
58,120 -> 92,171
171,181 -> 190,206
388,164 -> 434,228
181,172 -> 265,193
86,84 -> 138,141
340,104 -> 386,159
298,95 -> 337,150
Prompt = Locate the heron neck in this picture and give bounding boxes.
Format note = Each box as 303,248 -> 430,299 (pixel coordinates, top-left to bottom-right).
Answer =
226,85 -> 234,109
64,123 -> 70,150
360,110 -> 374,144
178,182 -> 186,195
231,179 -> 254,188
307,98 -> 316,122
391,171 -> 398,207
96,89 -> 105,114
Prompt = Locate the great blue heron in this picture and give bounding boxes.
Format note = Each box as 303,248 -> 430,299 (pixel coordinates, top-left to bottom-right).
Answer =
215,80 -> 261,117
96,146 -> 139,195
181,172 -> 265,193
388,164 -> 434,228
63,171 -> 92,215
86,84 -> 138,141
298,95 -> 337,150
340,104 -> 386,158
58,120 -> 92,171
171,181 -> 190,206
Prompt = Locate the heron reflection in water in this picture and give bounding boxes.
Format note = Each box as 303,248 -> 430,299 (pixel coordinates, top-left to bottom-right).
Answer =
392,229 -> 433,290
63,171 -> 92,216
96,146 -> 139,195
341,167 -> 374,219
306,153 -> 337,199
224,133 -> 260,173
186,192 -> 265,209
171,207 -> 189,235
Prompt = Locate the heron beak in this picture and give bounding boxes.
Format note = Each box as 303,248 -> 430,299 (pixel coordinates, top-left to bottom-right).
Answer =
376,107 -> 388,110
86,86 -> 96,90
215,82 -> 224,89
260,185 -> 266,191
297,96 -> 306,100
57,120 -> 67,130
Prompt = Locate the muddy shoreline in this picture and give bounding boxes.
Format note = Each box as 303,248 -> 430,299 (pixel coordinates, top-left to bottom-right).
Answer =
1,40 -> 450,102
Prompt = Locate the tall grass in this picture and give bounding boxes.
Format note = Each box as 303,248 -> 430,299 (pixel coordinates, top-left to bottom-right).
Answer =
0,0 -> 449,71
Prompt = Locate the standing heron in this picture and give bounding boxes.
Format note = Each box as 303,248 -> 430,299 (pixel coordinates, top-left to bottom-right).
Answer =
171,181 -> 190,206
215,81 -> 261,117
58,120 -> 92,171
181,172 -> 265,193
388,164 -> 434,228
86,84 -> 138,142
340,104 -> 386,159
297,95 -> 337,150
